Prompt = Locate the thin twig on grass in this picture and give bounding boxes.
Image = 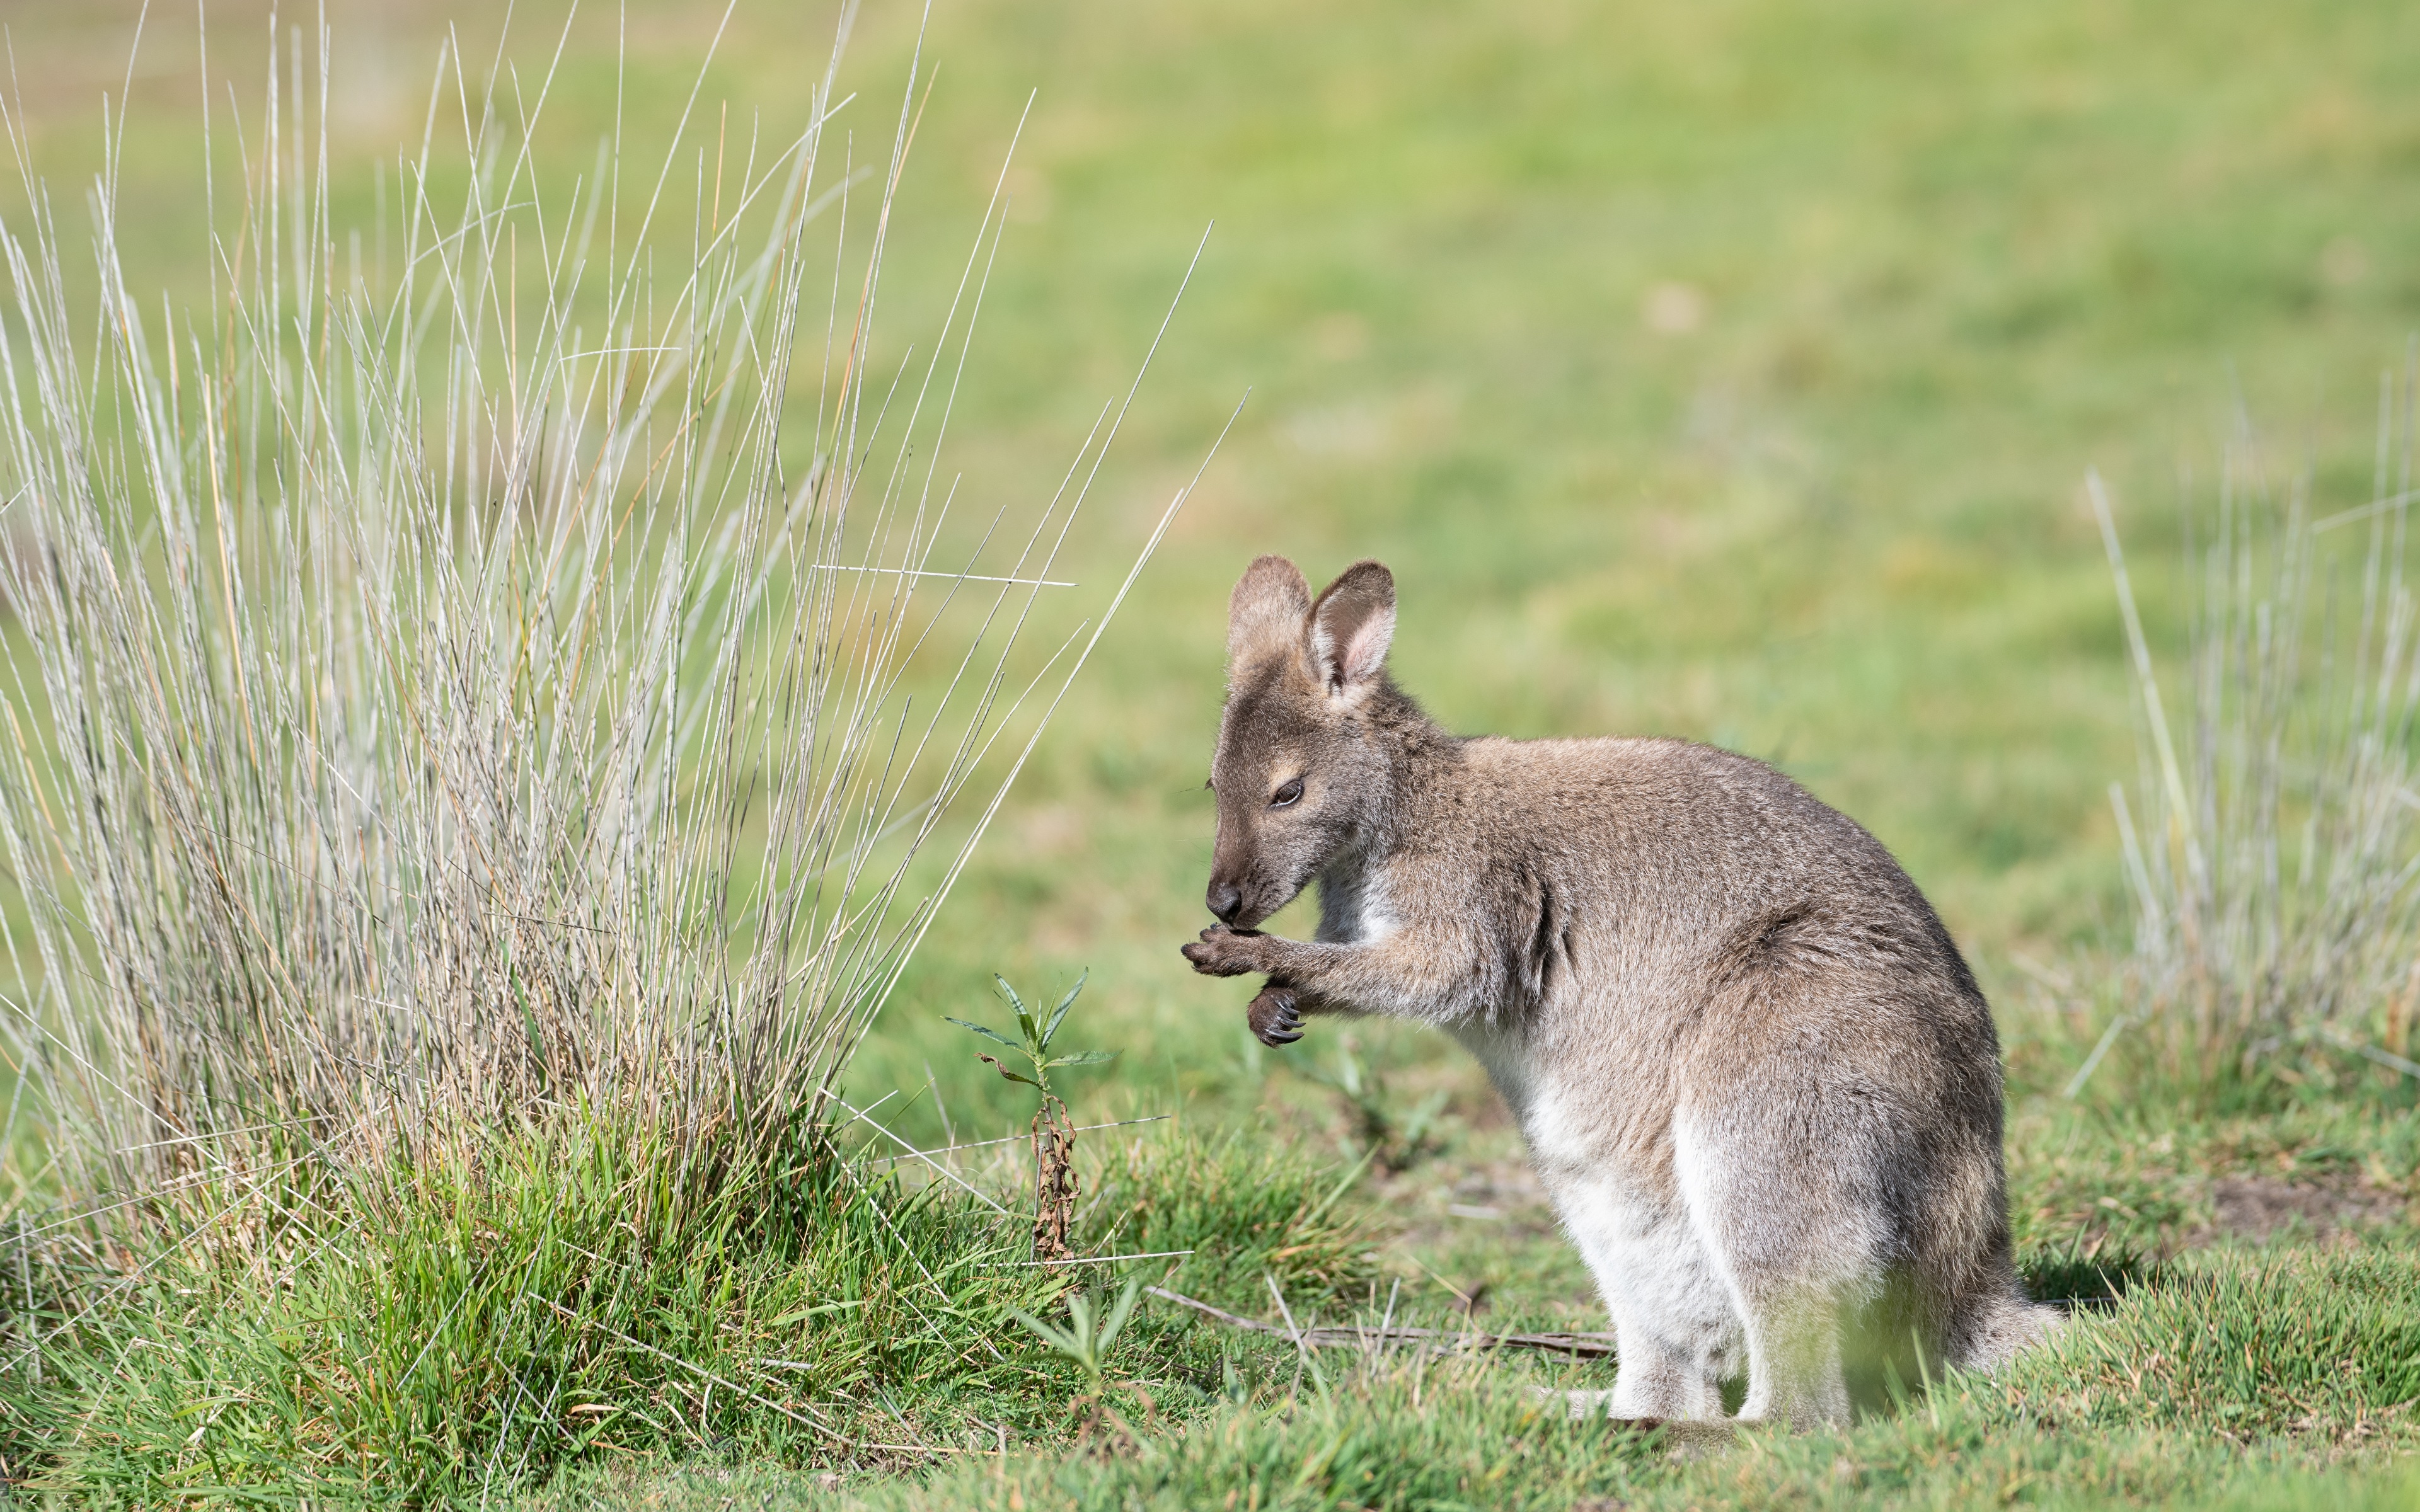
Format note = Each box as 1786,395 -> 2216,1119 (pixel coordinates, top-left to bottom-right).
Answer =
1145,1285 -> 1619,1360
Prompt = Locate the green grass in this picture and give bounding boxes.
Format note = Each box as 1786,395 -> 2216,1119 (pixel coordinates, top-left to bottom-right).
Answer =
4,0 -> 2420,1506
1089,1125 -> 1377,1308
455,1051 -> 2419,1510
3,1123 -> 1380,1499
493,1239 -> 2420,1511
551,1441 -> 2420,1512
14,1126 -> 1019,1496
2008,1249 -> 2420,1441
516,1246 -> 2420,1511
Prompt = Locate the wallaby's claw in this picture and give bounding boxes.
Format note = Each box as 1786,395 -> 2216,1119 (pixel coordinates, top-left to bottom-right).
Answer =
1247,987 -> 1303,1046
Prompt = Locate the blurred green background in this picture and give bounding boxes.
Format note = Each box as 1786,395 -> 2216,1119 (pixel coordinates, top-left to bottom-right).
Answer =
9,0 -> 2417,1138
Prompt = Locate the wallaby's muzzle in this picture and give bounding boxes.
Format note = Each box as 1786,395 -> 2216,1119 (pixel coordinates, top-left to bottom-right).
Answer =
1206,880 -> 1246,922
1204,846 -> 1283,928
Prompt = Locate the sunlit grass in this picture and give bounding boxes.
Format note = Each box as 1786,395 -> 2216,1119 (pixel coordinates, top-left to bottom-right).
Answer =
1,1 -> 2417,1506
0,2 -> 1211,1494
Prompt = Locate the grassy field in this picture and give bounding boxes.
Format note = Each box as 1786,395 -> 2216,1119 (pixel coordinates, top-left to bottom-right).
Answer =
2,0 -> 2417,1506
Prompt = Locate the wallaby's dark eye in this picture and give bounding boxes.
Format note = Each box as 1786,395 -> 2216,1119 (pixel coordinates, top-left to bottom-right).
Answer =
1270,777 -> 1304,808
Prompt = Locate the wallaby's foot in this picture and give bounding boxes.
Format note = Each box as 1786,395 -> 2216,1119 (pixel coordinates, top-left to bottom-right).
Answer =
1182,923 -> 1269,978
1247,987 -> 1303,1046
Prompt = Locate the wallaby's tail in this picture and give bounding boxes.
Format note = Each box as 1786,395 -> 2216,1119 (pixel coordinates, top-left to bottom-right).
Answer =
1949,1290 -> 2064,1373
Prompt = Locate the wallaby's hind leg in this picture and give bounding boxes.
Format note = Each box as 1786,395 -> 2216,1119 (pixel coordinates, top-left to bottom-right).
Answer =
1672,1114 -> 1866,1429
1606,1327 -> 1726,1421
1548,1176 -> 1736,1421
1728,1283 -> 1851,1427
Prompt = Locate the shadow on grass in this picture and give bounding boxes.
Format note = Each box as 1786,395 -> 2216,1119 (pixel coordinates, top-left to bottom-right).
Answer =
2022,1245 -> 2164,1312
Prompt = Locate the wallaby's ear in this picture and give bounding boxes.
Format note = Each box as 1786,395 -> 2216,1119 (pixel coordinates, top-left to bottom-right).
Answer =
1227,554 -> 1314,677
1308,559 -> 1395,699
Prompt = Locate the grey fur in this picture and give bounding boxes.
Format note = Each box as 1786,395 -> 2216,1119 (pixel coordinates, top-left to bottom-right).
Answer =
1184,555 -> 2060,1428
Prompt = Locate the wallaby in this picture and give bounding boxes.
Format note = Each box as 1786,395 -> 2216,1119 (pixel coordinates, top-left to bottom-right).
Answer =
1182,555 -> 2059,1428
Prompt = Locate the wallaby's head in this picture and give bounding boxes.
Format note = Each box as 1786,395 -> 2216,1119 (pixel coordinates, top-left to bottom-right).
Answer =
1204,556 -> 1398,927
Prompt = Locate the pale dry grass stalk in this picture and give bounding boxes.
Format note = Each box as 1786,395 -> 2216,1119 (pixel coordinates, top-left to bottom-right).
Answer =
2092,365 -> 2420,1089
0,3 -> 1206,1253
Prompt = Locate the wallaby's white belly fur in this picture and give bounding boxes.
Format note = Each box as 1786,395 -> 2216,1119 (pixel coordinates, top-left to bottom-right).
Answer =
1459,1030 -> 1754,1418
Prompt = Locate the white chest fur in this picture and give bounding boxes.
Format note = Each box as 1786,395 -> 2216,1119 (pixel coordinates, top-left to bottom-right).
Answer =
1314,861 -> 1394,946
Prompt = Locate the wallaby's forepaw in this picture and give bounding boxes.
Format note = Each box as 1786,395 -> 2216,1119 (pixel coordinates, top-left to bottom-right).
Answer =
1182,923 -> 1266,978
1247,987 -> 1303,1046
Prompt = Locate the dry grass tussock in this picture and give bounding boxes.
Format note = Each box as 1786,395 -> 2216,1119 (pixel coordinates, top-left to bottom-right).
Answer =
2086,373 -> 2420,1094
0,8 -> 1203,1284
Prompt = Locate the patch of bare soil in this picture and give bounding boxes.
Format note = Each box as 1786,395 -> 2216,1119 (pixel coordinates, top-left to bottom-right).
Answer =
2191,1177 -> 2410,1247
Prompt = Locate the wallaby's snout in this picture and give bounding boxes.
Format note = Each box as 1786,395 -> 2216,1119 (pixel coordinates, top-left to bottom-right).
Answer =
1200,554 -> 1400,932
1204,781 -> 1297,929
1204,805 -> 1281,928
1206,879 -> 1245,923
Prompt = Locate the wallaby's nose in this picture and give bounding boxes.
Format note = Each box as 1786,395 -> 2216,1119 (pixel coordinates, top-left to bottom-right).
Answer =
1207,881 -> 1244,922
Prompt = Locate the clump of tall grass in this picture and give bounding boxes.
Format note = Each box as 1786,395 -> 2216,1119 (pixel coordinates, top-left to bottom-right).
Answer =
0,4 -> 1207,1486
26,1123 -> 1061,1496
2089,376 -> 2420,1095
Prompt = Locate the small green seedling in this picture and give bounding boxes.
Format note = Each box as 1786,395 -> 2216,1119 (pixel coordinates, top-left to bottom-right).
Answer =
1008,1271 -> 1146,1391
948,973 -> 1119,1260
947,971 -> 1118,1099
1010,1271 -> 1154,1440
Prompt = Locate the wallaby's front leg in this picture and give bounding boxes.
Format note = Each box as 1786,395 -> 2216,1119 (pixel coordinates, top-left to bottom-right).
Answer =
1183,923 -> 1479,1023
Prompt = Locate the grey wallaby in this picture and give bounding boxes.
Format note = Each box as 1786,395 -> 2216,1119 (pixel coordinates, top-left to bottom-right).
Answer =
1182,555 -> 2059,1428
